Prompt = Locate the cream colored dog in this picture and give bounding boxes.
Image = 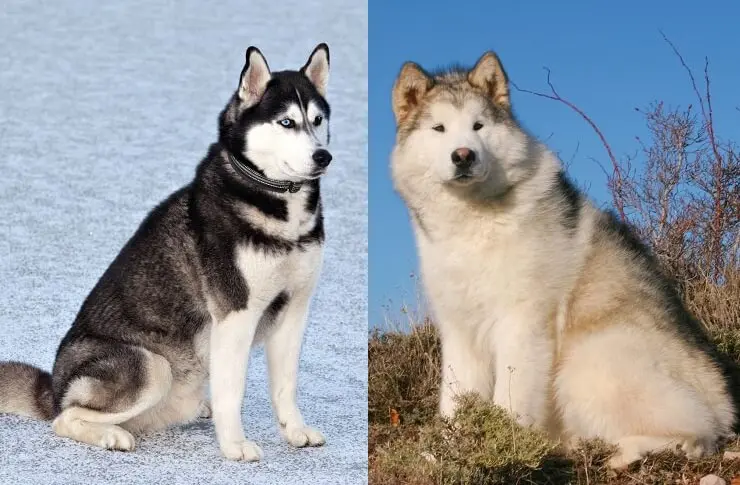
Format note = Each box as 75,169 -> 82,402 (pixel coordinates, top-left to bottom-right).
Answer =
389,50 -> 738,468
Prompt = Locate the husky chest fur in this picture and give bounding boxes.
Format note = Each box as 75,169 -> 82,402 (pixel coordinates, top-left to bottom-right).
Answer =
390,51 -> 738,469
0,43 -> 332,462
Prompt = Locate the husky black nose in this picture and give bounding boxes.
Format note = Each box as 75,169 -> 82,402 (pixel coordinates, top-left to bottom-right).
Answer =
312,149 -> 333,168
451,147 -> 476,168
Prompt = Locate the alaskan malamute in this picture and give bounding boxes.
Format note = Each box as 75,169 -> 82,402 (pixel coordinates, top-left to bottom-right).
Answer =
390,50 -> 738,468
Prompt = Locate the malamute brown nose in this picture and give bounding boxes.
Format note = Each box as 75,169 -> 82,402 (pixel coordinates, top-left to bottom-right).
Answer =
451,147 -> 476,169
312,149 -> 333,168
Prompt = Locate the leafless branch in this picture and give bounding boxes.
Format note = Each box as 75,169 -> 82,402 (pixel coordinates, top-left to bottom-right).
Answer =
512,69 -> 627,220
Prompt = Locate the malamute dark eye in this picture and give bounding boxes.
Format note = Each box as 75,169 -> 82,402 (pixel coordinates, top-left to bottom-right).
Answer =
473,122 -> 483,131
432,124 -> 445,132
313,115 -> 323,126
279,118 -> 296,128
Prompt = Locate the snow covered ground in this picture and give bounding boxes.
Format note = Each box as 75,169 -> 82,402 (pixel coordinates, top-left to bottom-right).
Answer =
0,0 -> 367,483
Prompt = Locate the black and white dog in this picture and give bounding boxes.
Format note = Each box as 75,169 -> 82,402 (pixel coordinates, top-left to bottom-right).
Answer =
0,44 -> 332,462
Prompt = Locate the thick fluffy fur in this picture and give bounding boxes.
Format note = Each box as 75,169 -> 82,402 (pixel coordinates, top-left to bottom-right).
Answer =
390,52 -> 739,468
0,43 -> 332,461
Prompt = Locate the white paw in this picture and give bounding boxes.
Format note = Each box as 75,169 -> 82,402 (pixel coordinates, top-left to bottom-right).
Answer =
607,450 -> 641,470
438,395 -> 458,420
607,452 -> 630,470
282,426 -> 326,448
420,451 -> 437,463
682,438 -> 714,459
198,400 -> 212,419
564,435 -> 582,451
98,427 -> 135,451
515,413 -> 535,428
220,440 -> 263,462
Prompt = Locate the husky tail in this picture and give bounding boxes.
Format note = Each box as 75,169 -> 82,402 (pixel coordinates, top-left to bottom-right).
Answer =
0,361 -> 55,420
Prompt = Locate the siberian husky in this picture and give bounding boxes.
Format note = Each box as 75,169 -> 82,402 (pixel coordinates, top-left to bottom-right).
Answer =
0,43 -> 332,462
390,50 -> 739,468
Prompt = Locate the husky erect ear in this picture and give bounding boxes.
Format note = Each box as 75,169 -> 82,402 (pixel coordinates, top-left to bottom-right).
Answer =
238,47 -> 272,107
468,51 -> 510,110
392,62 -> 432,125
301,43 -> 330,97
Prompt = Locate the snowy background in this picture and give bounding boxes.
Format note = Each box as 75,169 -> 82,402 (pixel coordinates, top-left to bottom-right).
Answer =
0,0 -> 367,483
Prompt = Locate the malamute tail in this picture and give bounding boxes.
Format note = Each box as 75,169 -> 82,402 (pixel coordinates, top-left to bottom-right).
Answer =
0,361 -> 54,420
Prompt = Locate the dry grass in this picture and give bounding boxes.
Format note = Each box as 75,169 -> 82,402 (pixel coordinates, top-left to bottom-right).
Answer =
369,317 -> 740,485
368,321 -> 440,425
687,270 -> 740,357
371,393 -> 559,485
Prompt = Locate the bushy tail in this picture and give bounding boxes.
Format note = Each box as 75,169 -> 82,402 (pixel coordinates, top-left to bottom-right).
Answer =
0,361 -> 55,420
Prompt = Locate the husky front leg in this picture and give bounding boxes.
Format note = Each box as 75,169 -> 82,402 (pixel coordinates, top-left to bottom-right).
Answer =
265,287 -> 325,448
438,325 -> 495,419
209,308 -> 264,461
491,314 -> 553,427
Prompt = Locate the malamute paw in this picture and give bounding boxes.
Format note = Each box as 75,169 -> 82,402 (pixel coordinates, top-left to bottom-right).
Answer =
220,440 -> 263,462
607,452 -> 636,470
99,426 -> 135,451
682,437 -> 714,459
282,426 -> 326,448
515,414 -> 536,428
197,400 -> 212,419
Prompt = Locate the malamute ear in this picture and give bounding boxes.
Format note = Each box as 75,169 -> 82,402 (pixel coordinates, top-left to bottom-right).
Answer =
301,43 -> 330,97
392,62 -> 432,125
238,47 -> 272,107
468,51 -> 510,110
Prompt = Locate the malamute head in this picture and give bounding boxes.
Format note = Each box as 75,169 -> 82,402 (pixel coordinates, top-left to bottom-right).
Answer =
220,44 -> 332,183
391,52 -> 534,198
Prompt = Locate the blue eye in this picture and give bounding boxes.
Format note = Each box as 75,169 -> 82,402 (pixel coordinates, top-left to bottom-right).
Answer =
279,118 -> 295,128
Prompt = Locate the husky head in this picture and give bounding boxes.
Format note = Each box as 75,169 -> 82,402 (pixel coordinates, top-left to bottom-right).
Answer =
391,52 -> 532,198
219,44 -> 331,182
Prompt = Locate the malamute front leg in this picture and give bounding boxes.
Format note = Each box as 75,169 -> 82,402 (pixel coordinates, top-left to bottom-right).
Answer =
492,314 -> 553,427
266,286 -> 325,448
438,326 -> 494,418
209,307 -> 265,462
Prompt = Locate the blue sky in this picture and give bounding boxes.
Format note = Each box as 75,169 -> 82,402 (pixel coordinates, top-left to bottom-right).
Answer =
368,0 -> 740,328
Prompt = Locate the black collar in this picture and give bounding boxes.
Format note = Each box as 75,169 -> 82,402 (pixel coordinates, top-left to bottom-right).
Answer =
227,152 -> 303,193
